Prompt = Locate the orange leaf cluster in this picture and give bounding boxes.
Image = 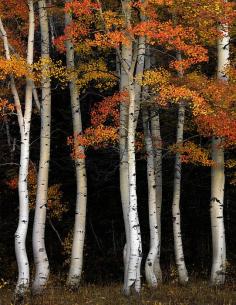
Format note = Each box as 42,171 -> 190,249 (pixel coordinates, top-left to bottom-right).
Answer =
91,91 -> 128,127
0,56 -> 29,79
170,141 -> 213,166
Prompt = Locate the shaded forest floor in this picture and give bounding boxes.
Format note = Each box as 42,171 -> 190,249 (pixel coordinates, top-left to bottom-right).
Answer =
1,281 -> 236,305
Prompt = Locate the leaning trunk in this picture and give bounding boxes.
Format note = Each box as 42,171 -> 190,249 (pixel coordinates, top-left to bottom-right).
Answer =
65,4 -> 87,288
0,1 -> 35,296
32,0 -> 51,293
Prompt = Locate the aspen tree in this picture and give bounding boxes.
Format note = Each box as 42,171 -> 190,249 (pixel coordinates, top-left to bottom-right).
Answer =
65,0 -> 87,288
210,16 -> 229,286
143,49 -> 162,287
119,0 -> 145,294
172,52 -> 188,284
0,0 -> 35,297
32,0 -> 51,294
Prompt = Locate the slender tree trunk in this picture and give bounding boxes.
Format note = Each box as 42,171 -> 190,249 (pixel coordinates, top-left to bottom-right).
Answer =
32,0 -> 51,294
119,0 -> 145,294
150,109 -> 162,282
143,47 -> 162,285
172,50 -> 188,284
119,45 -> 131,291
143,108 -> 160,287
65,3 -> 87,288
172,101 -> 188,284
124,82 -> 142,295
210,20 -> 229,285
0,2 -> 35,296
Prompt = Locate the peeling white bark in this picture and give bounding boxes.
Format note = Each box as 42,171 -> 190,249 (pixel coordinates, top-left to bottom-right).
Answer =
32,0 -> 51,294
65,3 -> 87,288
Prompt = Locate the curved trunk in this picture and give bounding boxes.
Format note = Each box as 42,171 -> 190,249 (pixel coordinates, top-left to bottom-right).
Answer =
0,2 -> 35,296
172,101 -> 188,284
210,20 -> 229,285
32,0 -> 51,294
65,4 -> 87,288
119,46 -> 131,291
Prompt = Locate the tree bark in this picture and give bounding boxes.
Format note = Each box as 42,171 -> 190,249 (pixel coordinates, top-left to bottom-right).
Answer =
125,81 -> 142,295
0,1 -> 35,297
143,48 -> 162,286
119,44 -> 131,291
65,2 -> 87,288
143,108 -> 160,287
210,20 -> 229,285
172,101 -> 188,284
172,50 -> 188,284
32,0 -> 51,294
150,109 -> 162,282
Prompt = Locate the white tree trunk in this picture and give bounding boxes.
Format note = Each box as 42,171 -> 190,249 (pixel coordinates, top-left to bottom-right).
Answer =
32,0 -> 51,294
119,45 -> 131,290
118,0 -> 145,295
210,20 -> 229,285
65,4 -> 87,288
0,2 -> 35,296
172,101 -> 188,284
210,137 -> 226,284
150,110 -> 162,282
143,47 -> 162,285
124,83 -> 142,295
143,108 -> 160,287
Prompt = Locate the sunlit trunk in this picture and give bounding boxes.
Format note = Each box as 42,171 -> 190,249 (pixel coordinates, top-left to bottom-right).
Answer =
32,0 -> 51,294
119,44 -> 131,291
210,20 -> 229,285
124,82 -> 142,295
65,3 -> 87,288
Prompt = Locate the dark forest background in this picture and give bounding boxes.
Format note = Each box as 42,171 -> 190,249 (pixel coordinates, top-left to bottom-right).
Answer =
0,81 -> 236,285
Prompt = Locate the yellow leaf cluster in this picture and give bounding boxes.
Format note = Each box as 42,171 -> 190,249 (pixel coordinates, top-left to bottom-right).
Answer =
0,56 -> 30,79
75,59 -> 117,91
33,58 -> 69,87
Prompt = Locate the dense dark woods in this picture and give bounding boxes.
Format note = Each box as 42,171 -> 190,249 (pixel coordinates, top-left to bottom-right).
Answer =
1,0 -> 236,304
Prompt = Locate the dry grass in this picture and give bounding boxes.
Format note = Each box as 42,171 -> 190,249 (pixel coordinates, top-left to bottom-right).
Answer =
1,281 -> 236,305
